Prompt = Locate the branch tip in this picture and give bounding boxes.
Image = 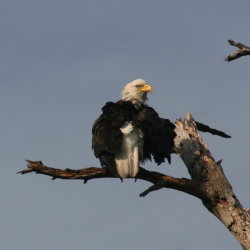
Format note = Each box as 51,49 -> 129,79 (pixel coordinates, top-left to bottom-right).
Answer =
185,112 -> 193,121
140,181 -> 165,197
225,39 -> 250,62
228,39 -> 237,47
217,159 -> 223,165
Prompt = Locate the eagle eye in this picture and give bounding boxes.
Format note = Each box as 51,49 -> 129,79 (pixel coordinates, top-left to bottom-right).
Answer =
136,84 -> 145,88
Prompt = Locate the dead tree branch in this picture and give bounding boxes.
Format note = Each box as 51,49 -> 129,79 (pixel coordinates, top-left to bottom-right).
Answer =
196,121 -> 231,138
18,113 -> 250,249
18,160 -> 113,182
174,113 -> 250,249
225,40 -> 250,62
19,160 -> 203,199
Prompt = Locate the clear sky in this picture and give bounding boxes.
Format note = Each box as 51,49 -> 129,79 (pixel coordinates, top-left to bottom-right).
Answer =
1,0 -> 250,249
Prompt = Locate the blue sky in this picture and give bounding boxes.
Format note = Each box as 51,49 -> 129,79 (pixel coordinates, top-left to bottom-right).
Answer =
1,0 -> 250,249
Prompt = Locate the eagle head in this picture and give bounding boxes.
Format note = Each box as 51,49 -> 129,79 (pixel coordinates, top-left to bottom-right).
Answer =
121,79 -> 152,105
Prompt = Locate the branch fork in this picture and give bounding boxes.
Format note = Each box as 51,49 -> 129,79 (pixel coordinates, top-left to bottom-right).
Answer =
225,40 -> 250,62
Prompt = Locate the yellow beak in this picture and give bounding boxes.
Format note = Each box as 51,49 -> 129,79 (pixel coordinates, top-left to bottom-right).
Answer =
139,84 -> 152,92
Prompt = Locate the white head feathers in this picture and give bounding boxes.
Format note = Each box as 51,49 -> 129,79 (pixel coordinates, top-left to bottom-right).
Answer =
121,79 -> 152,106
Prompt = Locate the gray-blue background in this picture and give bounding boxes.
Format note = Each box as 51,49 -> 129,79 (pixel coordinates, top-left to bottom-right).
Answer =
1,0 -> 250,249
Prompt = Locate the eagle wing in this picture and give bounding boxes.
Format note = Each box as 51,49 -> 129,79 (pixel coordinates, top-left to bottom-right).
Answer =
135,106 -> 176,164
92,101 -> 135,158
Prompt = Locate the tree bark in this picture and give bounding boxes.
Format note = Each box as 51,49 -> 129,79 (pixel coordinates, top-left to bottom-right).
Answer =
18,113 -> 250,249
174,113 -> 250,249
225,40 -> 250,62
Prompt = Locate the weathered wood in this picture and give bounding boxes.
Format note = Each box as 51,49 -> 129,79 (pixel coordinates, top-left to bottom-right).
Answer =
225,40 -> 250,62
18,113 -> 250,249
174,113 -> 250,249
18,160 -> 203,198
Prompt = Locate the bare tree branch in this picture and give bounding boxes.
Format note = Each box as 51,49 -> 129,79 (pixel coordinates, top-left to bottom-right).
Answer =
225,40 -> 250,62
18,160 -> 113,182
174,113 -> 250,249
18,113 -> 250,249
196,121 -> 231,138
18,160 -> 203,199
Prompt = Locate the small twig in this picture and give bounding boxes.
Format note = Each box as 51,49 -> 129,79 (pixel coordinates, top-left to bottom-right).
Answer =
139,181 -> 165,197
225,40 -> 250,62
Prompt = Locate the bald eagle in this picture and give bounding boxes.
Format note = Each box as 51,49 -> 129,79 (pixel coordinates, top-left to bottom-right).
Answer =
92,79 -> 176,179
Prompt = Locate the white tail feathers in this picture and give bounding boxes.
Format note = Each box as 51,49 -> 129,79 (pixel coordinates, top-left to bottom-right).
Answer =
115,122 -> 142,178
